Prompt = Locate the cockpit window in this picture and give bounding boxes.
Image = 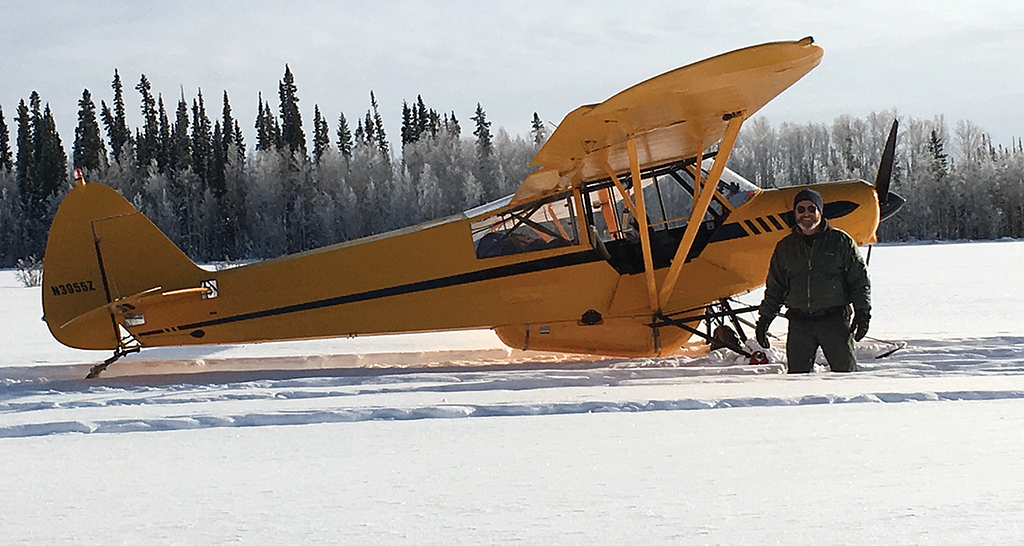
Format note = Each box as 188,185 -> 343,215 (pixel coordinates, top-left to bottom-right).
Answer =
700,158 -> 760,209
471,192 -> 579,259
582,159 -> 733,244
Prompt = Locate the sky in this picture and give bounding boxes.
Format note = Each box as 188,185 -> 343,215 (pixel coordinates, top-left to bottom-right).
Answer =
2,0 -> 1024,159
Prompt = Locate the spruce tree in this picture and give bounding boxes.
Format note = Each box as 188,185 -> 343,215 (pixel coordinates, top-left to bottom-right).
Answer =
369,91 -> 389,157
471,103 -> 497,197
278,65 -> 306,156
312,105 -> 330,162
928,130 -> 948,180
446,111 -> 461,137
428,109 -> 441,139
15,100 -> 33,207
221,92 -> 235,153
530,112 -> 547,146
157,96 -> 171,172
255,95 -> 282,152
363,111 -> 375,148
36,104 -> 67,202
415,96 -> 431,139
16,94 -> 67,255
471,103 -> 491,151
254,94 -> 268,152
0,106 -> 12,172
191,90 -> 213,188
210,121 -> 226,197
136,74 -> 159,169
354,118 -> 365,146
101,69 -> 132,161
401,101 -> 414,146
336,112 -> 352,161
171,93 -> 191,172
73,89 -> 105,172
233,119 -> 245,162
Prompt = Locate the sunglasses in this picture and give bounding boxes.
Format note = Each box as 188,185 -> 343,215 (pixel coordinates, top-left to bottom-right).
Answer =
796,204 -> 818,214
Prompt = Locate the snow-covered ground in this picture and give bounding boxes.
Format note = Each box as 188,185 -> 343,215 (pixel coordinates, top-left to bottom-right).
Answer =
2,240 -> 1024,544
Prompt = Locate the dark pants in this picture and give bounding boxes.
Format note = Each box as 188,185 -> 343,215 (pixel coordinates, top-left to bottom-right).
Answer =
786,317 -> 857,373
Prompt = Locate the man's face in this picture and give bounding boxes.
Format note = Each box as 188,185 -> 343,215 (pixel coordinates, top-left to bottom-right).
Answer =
795,200 -> 822,234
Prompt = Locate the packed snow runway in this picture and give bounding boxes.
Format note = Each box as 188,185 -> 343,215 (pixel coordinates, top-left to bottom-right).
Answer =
2,336 -> 1024,440
2,241 -> 1024,544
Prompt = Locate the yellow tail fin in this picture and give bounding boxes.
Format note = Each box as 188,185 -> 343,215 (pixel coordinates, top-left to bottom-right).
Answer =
42,180 -> 204,350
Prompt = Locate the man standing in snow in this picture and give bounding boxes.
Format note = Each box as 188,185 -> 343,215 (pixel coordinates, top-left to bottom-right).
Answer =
755,188 -> 871,373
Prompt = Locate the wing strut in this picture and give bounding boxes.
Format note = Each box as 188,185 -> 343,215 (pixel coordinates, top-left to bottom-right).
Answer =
626,135 -> 660,313
602,163 -> 640,222
657,114 -> 745,309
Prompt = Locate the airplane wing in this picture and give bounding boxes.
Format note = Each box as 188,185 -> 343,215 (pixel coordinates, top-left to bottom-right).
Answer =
511,37 -> 823,205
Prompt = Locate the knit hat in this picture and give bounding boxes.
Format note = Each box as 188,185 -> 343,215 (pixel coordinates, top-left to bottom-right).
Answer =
793,188 -> 824,212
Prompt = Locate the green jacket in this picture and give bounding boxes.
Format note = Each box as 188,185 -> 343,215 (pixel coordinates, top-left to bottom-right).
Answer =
759,223 -> 870,320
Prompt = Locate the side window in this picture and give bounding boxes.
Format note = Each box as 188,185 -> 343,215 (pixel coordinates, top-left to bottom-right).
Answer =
646,173 -> 692,231
471,193 -> 579,259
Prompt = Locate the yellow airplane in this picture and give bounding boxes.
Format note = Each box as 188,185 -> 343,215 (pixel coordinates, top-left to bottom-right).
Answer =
42,37 -> 903,378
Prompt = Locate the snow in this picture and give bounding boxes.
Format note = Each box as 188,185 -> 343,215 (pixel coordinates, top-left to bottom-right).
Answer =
2,240 -> 1024,544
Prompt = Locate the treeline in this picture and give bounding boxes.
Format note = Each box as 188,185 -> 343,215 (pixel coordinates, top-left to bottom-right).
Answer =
1,69 -> 1023,269
0,66 -> 548,266
728,112 -> 1024,241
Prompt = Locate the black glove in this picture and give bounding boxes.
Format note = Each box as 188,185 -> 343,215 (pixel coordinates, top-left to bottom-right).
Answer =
850,310 -> 870,342
755,315 -> 772,348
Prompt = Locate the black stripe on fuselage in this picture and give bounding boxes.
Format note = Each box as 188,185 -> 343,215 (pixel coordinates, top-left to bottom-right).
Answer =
138,249 -> 605,336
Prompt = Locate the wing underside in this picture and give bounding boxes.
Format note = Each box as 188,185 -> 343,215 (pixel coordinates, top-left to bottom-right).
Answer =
512,37 -> 823,205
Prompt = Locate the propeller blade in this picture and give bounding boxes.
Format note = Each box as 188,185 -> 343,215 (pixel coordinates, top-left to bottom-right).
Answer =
874,119 -> 898,202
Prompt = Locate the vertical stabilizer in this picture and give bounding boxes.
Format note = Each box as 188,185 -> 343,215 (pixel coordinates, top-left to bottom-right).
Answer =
42,181 -> 203,350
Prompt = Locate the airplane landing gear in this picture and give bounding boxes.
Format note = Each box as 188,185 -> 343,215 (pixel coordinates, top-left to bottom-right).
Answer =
652,298 -> 759,358
86,330 -> 141,379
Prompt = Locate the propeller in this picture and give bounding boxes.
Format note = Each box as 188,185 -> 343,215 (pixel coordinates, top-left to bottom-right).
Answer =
874,119 -> 905,221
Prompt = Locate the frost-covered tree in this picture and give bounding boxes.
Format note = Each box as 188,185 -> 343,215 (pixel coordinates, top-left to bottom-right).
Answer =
416,163 -> 444,223
494,128 -> 535,196
246,149 -> 289,257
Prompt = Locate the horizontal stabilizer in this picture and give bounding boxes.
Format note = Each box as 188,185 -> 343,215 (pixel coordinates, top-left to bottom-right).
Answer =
59,286 -> 212,333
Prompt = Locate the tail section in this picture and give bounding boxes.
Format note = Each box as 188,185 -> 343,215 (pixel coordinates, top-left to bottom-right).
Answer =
42,179 -> 204,350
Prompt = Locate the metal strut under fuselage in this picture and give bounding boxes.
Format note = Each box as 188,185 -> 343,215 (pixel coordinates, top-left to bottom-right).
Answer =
651,299 -> 759,358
